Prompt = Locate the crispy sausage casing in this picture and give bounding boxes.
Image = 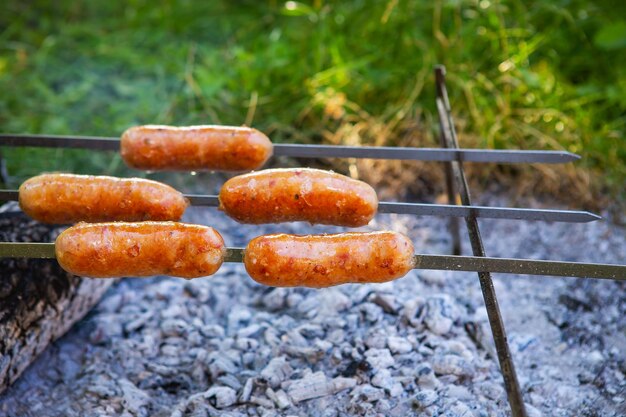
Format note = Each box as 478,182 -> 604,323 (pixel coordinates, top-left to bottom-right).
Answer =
19,173 -> 188,224
55,222 -> 225,278
244,232 -> 414,287
219,168 -> 378,227
121,125 -> 273,171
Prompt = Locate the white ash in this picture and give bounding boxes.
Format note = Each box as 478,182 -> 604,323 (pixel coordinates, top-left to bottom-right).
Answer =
0,187 -> 624,417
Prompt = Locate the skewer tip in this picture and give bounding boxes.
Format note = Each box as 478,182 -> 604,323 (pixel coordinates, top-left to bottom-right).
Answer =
583,211 -> 602,222
563,151 -> 581,161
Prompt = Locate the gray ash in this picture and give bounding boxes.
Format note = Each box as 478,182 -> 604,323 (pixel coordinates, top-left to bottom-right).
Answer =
0,194 -> 625,416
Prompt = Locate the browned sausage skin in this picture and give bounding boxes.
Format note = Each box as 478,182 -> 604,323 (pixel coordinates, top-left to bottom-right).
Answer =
55,222 -> 225,278
219,168 -> 379,227
18,173 -> 188,224
244,232 -> 415,288
121,125 -> 273,171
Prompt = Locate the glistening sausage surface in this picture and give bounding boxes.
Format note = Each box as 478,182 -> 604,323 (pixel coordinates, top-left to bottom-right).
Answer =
55,222 -> 225,278
219,168 -> 378,227
244,232 -> 415,287
121,125 -> 273,171
19,173 -> 188,224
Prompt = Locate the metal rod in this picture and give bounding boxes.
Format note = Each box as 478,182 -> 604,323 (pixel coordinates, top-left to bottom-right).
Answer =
0,189 -> 601,223
435,65 -> 528,417
0,149 -> 9,186
0,133 -> 580,164
224,248 -> 245,263
415,254 -> 626,280
1,243 -> 623,280
0,134 -> 120,150
0,242 -> 57,258
438,106 -> 462,255
376,202 -> 599,222
184,194 -> 220,206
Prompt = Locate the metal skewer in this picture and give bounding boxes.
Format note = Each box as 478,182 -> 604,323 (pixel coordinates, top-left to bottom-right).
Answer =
0,189 -> 601,223
1,242 -> 623,280
0,133 -> 580,164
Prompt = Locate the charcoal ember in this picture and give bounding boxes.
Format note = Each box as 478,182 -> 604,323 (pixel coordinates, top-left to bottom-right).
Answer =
359,302 -> 384,323
283,371 -> 356,403
477,381 -> 504,401
370,368 -> 404,397
424,295 -> 461,336
364,348 -> 395,370
265,387 -> 291,409
387,336 -> 413,354
261,288 -> 288,311
260,357 -> 293,388
525,403 -> 543,417
124,312 -> 152,333
445,384 -> 473,401
440,400 -> 474,416
350,383 -> 385,402
237,324 -> 264,339
432,354 -> 475,377
204,386 -> 238,409
414,389 -> 438,408
248,395 -> 273,408
207,352 -> 240,379
317,289 -> 351,314
402,297 -> 426,329
240,378 -> 254,403
199,324 -> 225,339
234,336 -> 258,351
364,328 -> 387,349
296,323 -> 324,339
416,363 -> 441,389
370,293 -> 400,314
118,378 -> 151,416
419,270 -> 447,286
161,318 -> 189,337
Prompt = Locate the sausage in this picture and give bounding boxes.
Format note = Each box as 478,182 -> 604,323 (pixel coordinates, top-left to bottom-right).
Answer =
19,173 -> 188,224
244,232 -> 414,287
55,222 -> 225,278
219,168 -> 378,227
121,125 -> 273,171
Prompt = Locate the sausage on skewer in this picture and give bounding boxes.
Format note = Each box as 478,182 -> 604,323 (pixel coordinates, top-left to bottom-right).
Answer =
19,173 -> 188,224
219,168 -> 379,227
55,222 -> 225,278
244,231 -> 415,287
121,125 -> 273,171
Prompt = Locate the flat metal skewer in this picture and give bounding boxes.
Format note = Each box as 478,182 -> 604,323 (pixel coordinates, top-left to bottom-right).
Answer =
0,190 -> 601,223
1,243 -> 623,280
0,133 -> 580,164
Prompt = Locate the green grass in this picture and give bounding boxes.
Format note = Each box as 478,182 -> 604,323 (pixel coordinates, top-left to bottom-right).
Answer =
0,0 -> 624,203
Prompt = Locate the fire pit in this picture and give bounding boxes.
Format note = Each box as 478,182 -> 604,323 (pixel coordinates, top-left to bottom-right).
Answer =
0,66 -> 624,416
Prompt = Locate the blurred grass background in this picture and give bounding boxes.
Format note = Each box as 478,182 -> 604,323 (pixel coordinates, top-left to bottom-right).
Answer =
0,0 -> 624,207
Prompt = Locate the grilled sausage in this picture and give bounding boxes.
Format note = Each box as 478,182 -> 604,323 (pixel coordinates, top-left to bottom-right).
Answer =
19,173 -> 188,224
121,125 -> 273,171
244,232 -> 414,287
219,168 -> 378,227
55,222 -> 225,278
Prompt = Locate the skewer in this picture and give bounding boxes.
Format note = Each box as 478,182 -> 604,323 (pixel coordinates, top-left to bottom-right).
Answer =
1,242 -> 623,280
0,189 -> 601,223
0,133 -> 580,164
